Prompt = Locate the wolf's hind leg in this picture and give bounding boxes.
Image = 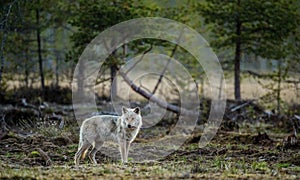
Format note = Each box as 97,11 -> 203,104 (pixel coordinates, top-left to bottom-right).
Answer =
88,140 -> 103,165
74,146 -> 83,166
74,141 -> 91,166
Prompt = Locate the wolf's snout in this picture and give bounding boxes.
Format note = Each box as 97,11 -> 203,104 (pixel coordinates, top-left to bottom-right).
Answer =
127,124 -> 132,128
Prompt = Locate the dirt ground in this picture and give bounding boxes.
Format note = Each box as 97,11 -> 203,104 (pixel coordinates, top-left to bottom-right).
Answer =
0,126 -> 300,179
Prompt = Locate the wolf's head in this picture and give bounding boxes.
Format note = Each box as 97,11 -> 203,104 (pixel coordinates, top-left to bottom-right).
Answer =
120,106 -> 142,130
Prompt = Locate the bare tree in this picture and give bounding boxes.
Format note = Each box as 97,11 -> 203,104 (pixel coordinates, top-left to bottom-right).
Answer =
0,0 -> 17,86
35,3 -> 45,95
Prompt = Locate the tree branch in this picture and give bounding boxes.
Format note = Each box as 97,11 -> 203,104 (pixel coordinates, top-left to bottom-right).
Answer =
247,70 -> 274,79
152,29 -> 184,95
125,44 -> 152,74
36,148 -> 52,166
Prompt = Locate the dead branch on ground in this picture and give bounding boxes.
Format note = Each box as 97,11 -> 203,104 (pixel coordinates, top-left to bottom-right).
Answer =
36,148 -> 52,166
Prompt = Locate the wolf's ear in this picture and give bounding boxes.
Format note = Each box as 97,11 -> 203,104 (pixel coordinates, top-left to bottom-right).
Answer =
122,106 -> 128,114
133,107 -> 140,114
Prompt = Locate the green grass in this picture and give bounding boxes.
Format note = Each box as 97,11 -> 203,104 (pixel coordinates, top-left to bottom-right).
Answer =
276,163 -> 290,168
1,125 -> 300,179
0,149 -> 299,179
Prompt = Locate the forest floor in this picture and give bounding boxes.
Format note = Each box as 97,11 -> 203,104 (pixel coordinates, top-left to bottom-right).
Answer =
1,125 -> 300,179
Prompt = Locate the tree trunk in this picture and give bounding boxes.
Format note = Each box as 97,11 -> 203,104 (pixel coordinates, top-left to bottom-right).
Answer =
110,51 -> 118,99
0,32 -> 7,86
110,64 -> 118,97
24,49 -> 29,88
77,59 -> 85,98
276,59 -> 282,115
234,0 -> 242,100
200,76 -> 204,98
36,7 -> 45,96
55,52 -> 59,87
218,76 -> 223,100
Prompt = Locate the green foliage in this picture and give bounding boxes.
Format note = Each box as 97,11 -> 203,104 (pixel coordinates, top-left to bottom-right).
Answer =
66,0 -> 205,70
1,0 -> 74,91
288,25 -> 300,74
251,161 -> 268,171
2,0 -> 298,104
199,0 -> 299,100
67,0 -> 158,63
30,151 -> 40,157
276,163 -> 290,168
200,0 -> 299,60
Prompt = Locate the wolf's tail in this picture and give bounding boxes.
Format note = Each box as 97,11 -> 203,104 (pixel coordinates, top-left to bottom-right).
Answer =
79,124 -> 89,159
81,148 -> 88,159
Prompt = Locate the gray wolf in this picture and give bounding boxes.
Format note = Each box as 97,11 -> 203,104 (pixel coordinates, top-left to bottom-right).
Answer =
74,106 -> 142,166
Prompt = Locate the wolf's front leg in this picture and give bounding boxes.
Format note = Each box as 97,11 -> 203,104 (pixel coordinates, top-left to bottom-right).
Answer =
119,140 -> 127,163
125,141 -> 131,162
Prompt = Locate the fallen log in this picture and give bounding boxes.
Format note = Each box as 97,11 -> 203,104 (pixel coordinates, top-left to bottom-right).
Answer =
118,70 -> 199,117
36,148 -> 52,166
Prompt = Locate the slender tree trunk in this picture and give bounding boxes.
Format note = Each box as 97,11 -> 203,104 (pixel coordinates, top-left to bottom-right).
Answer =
200,76 -> 204,98
77,59 -> 85,97
110,51 -> 118,99
110,64 -> 118,97
36,7 -> 45,96
277,59 -> 282,115
296,81 -> 300,99
0,32 -> 7,86
234,0 -> 242,100
24,49 -> 29,87
55,52 -> 59,87
218,76 -> 223,100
